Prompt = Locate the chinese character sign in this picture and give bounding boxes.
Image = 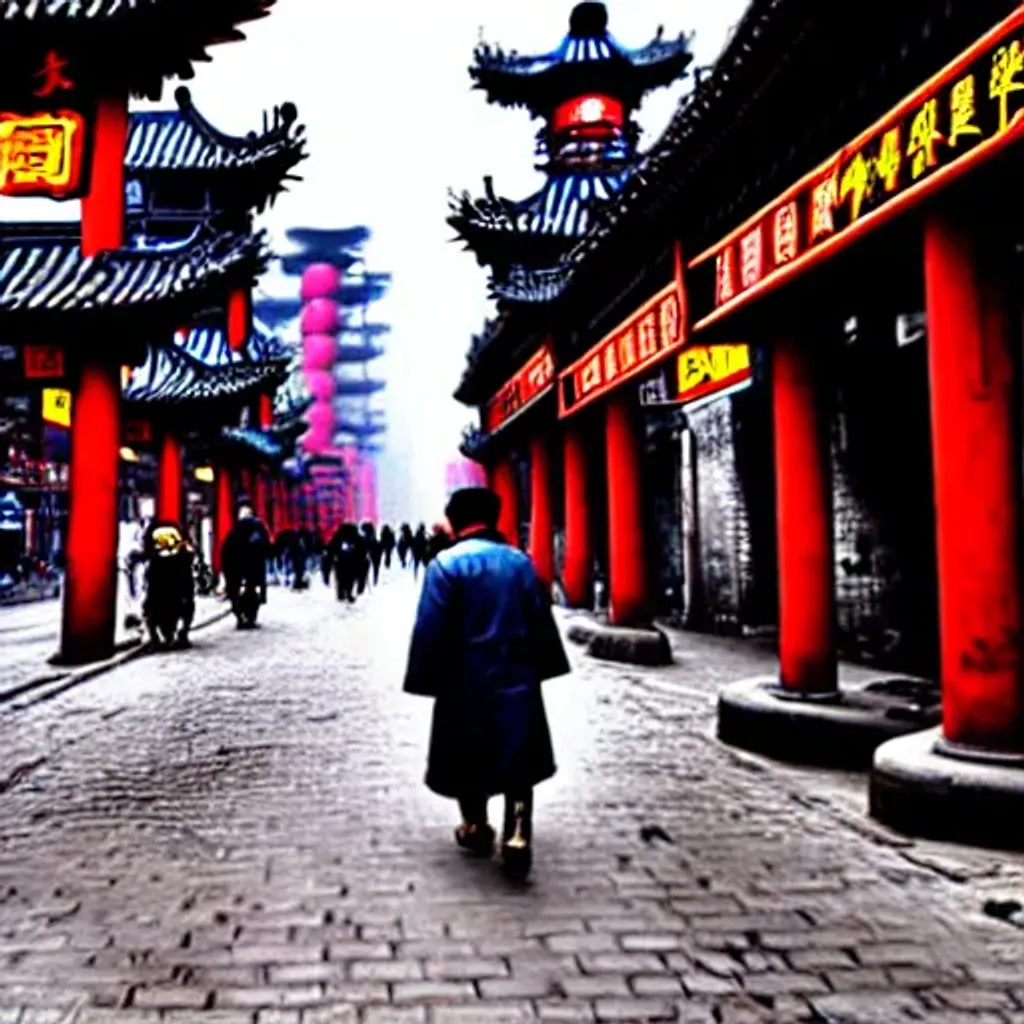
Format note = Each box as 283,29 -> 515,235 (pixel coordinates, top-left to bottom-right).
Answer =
484,343 -> 556,434
0,111 -> 85,197
559,279 -> 688,418
694,12 -> 1024,319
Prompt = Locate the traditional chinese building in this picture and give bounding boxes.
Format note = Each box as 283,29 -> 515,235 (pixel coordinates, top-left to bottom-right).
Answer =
454,0 -> 1024,846
451,1 -> 692,616
0,0 -> 283,663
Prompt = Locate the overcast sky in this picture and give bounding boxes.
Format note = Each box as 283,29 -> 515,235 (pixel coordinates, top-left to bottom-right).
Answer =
3,0 -> 749,522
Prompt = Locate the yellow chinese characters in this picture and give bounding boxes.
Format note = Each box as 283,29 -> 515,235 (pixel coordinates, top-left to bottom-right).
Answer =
773,202 -> 799,264
0,113 -> 80,194
949,74 -> 983,147
875,127 -> 901,191
603,341 -> 618,382
840,151 -> 871,221
907,98 -> 944,179
637,311 -> 659,360
739,227 -> 763,290
658,291 -> 682,348
991,40 -> 1024,133
617,327 -> 637,370
715,247 -> 736,306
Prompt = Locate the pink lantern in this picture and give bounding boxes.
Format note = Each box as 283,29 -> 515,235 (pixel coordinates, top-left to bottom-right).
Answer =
307,398 -> 335,432
301,425 -> 331,454
301,263 -> 341,302
302,332 -> 337,371
300,297 -> 340,336
305,369 -> 336,402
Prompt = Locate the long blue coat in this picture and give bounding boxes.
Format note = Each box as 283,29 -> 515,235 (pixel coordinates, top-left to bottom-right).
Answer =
403,530 -> 571,798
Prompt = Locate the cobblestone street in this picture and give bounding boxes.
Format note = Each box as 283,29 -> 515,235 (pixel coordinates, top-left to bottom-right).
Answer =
2,569 -> 1024,1024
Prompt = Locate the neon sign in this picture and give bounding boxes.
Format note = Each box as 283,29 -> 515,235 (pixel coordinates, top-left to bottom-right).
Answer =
485,343 -> 556,434
691,10 -> 1024,331
677,345 -> 752,405
0,111 -> 85,197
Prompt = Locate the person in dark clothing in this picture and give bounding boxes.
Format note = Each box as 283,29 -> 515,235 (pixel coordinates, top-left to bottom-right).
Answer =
403,487 -> 570,880
397,523 -> 413,568
220,506 -> 272,628
380,524 -> 396,569
411,523 -> 428,578
361,522 -> 382,586
133,520 -> 195,648
327,523 -> 362,602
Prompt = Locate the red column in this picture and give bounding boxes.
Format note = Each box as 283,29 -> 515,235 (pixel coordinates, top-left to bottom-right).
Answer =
772,335 -> 837,695
213,466 -> 234,578
924,212 -> 1023,753
605,393 -> 648,626
228,288 -> 251,351
527,435 -> 554,588
491,458 -> 519,548
156,431 -> 183,524
60,93 -> 128,664
254,472 -> 268,525
82,95 -> 128,257
563,423 -> 591,608
59,361 -> 121,664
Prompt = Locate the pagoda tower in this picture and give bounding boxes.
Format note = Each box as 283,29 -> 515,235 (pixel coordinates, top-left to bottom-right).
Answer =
254,228 -> 390,533
448,1 -> 692,304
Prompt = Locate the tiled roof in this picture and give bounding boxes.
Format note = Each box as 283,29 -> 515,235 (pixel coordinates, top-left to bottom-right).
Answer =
127,87 -> 305,177
274,354 -> 312,420
491,264 -> 573,305
471,2 -> 692,112
0,229 -> 266,313
334,418 -> 385,437
336,342 -> 384,363
1,0 -> 272,24
180,318 -> 289,368
123,345 -> 284,405
220,426 -> 284,460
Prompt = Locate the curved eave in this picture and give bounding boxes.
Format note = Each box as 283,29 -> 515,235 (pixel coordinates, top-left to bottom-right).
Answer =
334,379 -> 385,396
335,344 -> 385,363
0,229 -> 268,315
219,426 -> 285,462
469,33 -> 691,112
286,227 -> 371,250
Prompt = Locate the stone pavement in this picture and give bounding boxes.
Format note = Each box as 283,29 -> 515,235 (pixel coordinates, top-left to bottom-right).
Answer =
0,569 -> 1023,1024
0,590 -> 227,699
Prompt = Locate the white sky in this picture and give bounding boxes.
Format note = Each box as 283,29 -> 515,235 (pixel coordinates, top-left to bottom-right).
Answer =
2,0 -> 749,522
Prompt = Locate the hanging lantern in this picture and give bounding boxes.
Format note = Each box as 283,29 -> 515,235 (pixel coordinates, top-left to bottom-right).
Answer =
301,263 -> 342,302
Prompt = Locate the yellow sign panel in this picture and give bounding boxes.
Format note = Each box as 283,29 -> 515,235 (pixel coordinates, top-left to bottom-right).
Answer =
41,387 -> 71,428
677,344 -> 753,405
0,112 -> 84,197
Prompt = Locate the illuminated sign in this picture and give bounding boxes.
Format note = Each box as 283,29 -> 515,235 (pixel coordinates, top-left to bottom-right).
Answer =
559,279 -> 687,419
41,388 -> 71,428
553,94 -> 625,133
0,111 -> 85,198
677,345 -> 753,405
485,343 -> 556,434
23,345 -> 64,379
691,10 -> 1024,330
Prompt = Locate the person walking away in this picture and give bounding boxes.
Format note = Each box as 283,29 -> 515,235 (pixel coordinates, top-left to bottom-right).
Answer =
397,523 -> 412,568
380,524 -> 396,569
361,522 -> 382,586
411,523 -> 428,578
134,519 -> 195,648
328,523 -> 360,602
220,506 -> 272,628
402,487 -> 570,880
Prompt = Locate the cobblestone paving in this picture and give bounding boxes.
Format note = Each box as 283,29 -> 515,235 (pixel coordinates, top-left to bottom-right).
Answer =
1,570 -> 1023,1024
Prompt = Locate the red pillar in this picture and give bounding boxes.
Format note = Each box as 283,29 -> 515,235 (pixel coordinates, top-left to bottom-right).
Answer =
491,458 -> 519,548
60,94 -> 128,664
527,435 -> 554,588
605,394 -> 647,626
213,466 -> 234,578
156,431 -> 183,525
772,335 -> 837,695
563,423 -> 591,608
924,212 -> 1023,753
228,288 -> 251,351
59,361 -> 121,664
254,472 -> 268,525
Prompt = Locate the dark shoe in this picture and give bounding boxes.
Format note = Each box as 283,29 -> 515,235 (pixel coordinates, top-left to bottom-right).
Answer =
172,634 -> 192,650
455,823 -> 495,858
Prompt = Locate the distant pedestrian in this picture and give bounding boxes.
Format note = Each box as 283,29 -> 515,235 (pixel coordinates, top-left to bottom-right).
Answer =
397,523 -> 412,568
411,523 -> 428,578
380,524 -> 396,569
402,486 -> 570,880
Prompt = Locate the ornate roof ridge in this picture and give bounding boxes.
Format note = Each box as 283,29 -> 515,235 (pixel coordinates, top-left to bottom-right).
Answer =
126,86 -> 306,175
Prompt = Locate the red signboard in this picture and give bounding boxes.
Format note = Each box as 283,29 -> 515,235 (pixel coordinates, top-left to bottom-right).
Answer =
690,8 -> 1024,331
485,343 -> 556,434
23,344 -> 64,379
559,268 -> 687,419
553,94 -> 625,133
0,110 -> 86,198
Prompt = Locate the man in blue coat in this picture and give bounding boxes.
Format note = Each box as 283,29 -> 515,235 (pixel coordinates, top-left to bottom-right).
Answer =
403,486 -> 570,880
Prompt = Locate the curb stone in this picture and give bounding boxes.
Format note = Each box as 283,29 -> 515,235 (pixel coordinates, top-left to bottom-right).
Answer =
0,606 -> 234,711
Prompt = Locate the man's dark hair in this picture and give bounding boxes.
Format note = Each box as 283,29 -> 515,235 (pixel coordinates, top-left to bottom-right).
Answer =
445,487 -> 501,533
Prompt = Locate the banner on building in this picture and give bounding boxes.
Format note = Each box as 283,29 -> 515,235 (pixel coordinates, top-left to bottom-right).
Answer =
24,345 -> 64,379
689,8 -> 1024,330
485,343 -> 556,434
41,387 -> 70,428
638,344 -> 754,410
